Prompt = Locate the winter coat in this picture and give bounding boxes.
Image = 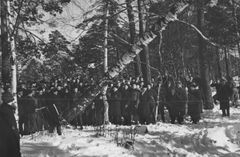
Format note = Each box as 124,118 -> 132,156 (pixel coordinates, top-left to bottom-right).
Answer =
21,96 -> 37,134
63,92 -> 72,112
0,103 -> 21,157
22,96 -> 36,114
93,96 -> 104,125
211,83 -> 221,101
44,93 -> 61,126
121,88 -> 130,117
188,89 -> 202,120
218,83 -> 232,109
232,87 -> 239,106
128,88 -> 140,114
138,90 -> 155,124
72,92 -> 82,107
110,90 -> 122,124
170,87 -> 187,112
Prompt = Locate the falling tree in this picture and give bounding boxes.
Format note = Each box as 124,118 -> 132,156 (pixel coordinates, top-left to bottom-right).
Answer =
126,0 -> 142,77
65,0 -> 192,122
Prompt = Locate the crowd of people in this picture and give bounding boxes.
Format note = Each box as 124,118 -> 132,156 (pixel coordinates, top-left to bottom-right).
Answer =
1,75 -> 240,137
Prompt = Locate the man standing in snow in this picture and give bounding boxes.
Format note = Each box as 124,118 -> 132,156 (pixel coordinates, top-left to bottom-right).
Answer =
109,86 -> 122,124
232,83 -> 239,108
128,83 -> 141,124
45,89 -> 62,135
0,92 -> 21,157
21,89 -> 37,135
188,82 -> 202,124
169,81 -> 187,124
71,87 -> 83,129
121,84 -> 130,125
218,78 -> 232,117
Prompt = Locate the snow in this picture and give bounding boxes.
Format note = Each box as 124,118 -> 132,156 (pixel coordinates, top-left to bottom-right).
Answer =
21,106 -> 240,157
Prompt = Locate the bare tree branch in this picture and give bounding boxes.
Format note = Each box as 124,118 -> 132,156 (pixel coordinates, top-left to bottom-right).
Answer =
18,26 -> 47,44
176,19 -> 222,48
10,0 -> 25,38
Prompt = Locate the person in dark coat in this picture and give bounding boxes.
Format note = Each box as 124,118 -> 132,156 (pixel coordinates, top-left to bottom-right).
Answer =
218,78 -> 232,117
138,85 -> 156,124
138,86 -> 149,124
44,89 -> 62,135
71,87 -> 83,129
93,95 -> 104,125
128,83 -> 140,124
36,89 -> 48,131
62,88 -> 72,115
109,86 -> 122,124
21,89 -> 37,135
121,84 -> 130,125
147,84 -> 157,123
0,92 -> 21,157
56,85 -> 65,114
188,82 -> 202,124
168,81 -> 187,124
232,84 -> 239,108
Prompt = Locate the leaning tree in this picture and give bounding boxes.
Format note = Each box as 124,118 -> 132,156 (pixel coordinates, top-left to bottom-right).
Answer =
65,0 -> 192,122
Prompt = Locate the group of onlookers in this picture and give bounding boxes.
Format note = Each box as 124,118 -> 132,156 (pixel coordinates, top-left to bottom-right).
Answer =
0,75 -> 239,157
0,75 -> 239,137
211,77 -> 240,117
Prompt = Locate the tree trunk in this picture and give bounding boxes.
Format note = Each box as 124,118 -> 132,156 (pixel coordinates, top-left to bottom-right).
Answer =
155,82 -> 161,122
155,30 -> 164,122
158,31 -> 163,70
138,0 -> 151,84
224,48 -> 230,79
126,0 -> 142,77
215,47 -> 222,79
7,0 -> 18,111
231,0 -> 240,76
103,2 -> 109,124
197,0 -> 213,109
1,0 -> 11,88
65,0 -> 191,122
104,2 -> 109,73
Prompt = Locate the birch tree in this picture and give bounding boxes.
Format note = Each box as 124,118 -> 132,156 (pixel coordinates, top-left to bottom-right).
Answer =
65,0 -> 191,122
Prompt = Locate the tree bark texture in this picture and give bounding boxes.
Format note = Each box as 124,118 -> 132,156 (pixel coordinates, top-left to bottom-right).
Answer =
215,47 -> 222,79
126,0 -> 142,77
231,0 -> 240,76
138,0 -> 151,84
7,0 -> 18,118
102,1 -> 110,124
1,0 -> 11,87
197,0 -> 213,109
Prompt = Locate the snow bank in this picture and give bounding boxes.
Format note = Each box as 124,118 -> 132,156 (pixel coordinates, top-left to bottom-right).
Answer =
21,106 -> 240,157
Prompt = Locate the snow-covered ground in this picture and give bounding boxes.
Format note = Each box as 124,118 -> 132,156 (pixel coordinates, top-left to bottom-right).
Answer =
21,106 -> 240,157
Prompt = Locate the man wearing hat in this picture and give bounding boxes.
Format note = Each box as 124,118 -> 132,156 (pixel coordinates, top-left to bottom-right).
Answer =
218,77 -> 232,117
0,92 -> 21,157
188,82 -> 202,124
21,89 -> 37,135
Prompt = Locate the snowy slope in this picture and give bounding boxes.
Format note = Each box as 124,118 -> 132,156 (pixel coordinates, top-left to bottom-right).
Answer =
21,106 -> 240,157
